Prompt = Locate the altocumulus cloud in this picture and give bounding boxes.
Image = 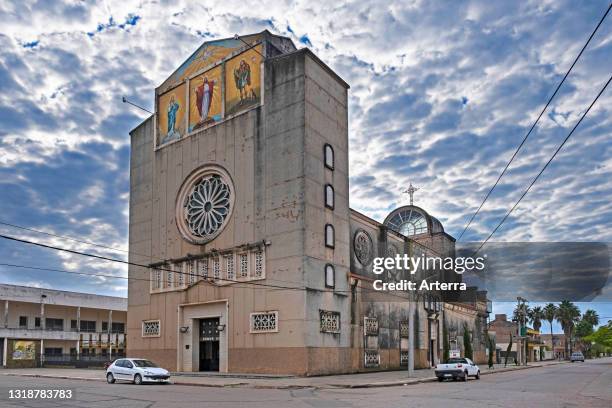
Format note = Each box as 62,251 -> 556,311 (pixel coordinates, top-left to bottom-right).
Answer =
0,0 -> 611,296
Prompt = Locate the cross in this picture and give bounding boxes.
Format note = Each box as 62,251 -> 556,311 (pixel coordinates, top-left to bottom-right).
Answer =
403,183 -> 419,205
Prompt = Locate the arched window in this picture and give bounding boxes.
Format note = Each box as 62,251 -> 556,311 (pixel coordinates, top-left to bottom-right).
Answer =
325,224 -> 335,248
324,144 -> 334,170
325,184 -> 334,209
325,264 -> 335,288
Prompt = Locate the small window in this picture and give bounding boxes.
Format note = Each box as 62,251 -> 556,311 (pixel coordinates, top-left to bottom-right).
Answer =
111,322 -> 125,334
325,264 -> 335,288
35,317 -> 41,328
102,322 -> 108,332
324,184 -> 334,209
19,316 -> 28,328
325,224 -> 335,248
45,318 -> 64,331
70,320 -> 77,330
324,144 -> 334,170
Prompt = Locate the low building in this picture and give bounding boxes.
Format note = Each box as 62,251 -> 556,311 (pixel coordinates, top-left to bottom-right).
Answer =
488,314 -> 519,363
0,284 -> 127,368
541,333 -> 567,360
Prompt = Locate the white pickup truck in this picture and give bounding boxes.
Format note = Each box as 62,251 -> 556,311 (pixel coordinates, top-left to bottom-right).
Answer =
435,357 -> 480,382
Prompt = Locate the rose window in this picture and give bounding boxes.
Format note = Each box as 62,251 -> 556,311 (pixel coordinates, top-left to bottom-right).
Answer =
185,175 -> 230,237
176,166 -> 234,244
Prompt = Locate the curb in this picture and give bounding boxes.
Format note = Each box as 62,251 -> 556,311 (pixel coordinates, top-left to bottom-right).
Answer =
1,361 -> 569,390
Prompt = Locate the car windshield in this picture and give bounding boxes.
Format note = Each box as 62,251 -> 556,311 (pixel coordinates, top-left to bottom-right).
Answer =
447,358 -> 467,364
132,360 -> 158,368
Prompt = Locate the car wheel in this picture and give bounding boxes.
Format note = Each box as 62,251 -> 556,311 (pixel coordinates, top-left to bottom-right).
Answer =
475,371 -> 480,380
106,373 -> 115,384
463,371 -> 468,381
134,374 -> 142,385
438,377 -> 443,382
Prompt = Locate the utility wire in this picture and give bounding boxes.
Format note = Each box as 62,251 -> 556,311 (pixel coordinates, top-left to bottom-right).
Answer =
472,74 -> 612,256
458,3 -> 612,241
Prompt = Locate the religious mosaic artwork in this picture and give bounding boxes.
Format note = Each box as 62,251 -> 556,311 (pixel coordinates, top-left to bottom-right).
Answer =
225,45 -> 262,116
189,66 -> 222,132
157,83 -> 186,145
158,35 -> 262,95
354,229 -> 374,266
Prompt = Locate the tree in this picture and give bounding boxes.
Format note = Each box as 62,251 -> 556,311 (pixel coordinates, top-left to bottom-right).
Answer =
443,321 -> 450,363
582,310 -> 599,327
487,333 -> 495,368
512,303 -> 530,325
528,306 -> 544,332
543,303 -> 557,340
556,300 -> 581,356
584,322 -> 612,349
504,335 -> 512,367
463,323 -> 473,360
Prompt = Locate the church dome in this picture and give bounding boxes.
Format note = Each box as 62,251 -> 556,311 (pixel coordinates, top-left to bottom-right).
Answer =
383,205 -> 445,237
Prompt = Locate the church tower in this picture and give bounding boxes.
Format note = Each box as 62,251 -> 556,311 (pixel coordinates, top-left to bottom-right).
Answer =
127,31 -> 351,374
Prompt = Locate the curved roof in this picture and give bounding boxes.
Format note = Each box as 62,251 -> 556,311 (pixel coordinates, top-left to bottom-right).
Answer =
383,205 -> 444,237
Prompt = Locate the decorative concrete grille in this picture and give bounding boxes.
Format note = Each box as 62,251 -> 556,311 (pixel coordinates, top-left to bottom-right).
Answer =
200,259 -> 208,278
188,261 -> 195,285
400,351 -> 409,366
225,255 -> 235,280
153,269 -> 161,290
240,253 -> 248,277
364,317 -> 379,336
364,350 -> 380,367
400,321 -> 409,338
177,264 -> 184,286
254,251 -> 263,278
320,310 -> 340,333
213,258 -> 220,280
250,311 -> 278,333
166,270 -> 173,287
142,320 -> 160,337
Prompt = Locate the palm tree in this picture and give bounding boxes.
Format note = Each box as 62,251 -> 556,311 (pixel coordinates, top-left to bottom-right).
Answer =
543,303 -> 557,335
528,306 -> 544,332
582,310 -> 599,327
512,303 -> 530,326
556,300 -> 581,357
543,303 -> 557,356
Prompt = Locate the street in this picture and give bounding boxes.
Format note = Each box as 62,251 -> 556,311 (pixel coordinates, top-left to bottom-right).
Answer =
1,358 -> 611,408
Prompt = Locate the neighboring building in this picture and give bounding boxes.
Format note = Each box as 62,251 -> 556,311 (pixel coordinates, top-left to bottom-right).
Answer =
488,314 -> 519,363
0,284 -> 127,368
541,333 -> 567,360
127,30 -> 488,375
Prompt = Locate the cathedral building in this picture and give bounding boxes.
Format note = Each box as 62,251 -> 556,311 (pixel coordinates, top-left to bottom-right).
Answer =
127,30 -> 488,375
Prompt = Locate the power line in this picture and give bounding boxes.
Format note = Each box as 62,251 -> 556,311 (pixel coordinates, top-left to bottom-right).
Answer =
458,3 -> 612,241
0,220 -> 130,255
472,74 -> 611,256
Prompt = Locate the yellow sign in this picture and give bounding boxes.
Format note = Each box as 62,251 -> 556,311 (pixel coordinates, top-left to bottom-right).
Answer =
158,83 -> 186,146
225,45 -> 262,116
189,65 -> 222,132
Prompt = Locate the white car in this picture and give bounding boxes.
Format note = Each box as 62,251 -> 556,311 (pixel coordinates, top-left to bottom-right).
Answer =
106,358 -> 170,385
435,357 -> 480,382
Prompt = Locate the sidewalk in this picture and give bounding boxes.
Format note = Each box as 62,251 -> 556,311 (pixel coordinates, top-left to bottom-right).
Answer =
1,360 -> 568,389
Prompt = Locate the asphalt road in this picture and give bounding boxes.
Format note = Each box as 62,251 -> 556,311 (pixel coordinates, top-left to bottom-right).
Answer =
1,358 -> 611,408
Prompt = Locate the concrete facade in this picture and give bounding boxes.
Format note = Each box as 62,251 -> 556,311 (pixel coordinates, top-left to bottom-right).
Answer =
0,284 -> 127,368
128,31 -> 488,375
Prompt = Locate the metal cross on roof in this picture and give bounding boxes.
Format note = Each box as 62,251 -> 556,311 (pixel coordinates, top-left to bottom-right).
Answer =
403,183 -> 419,206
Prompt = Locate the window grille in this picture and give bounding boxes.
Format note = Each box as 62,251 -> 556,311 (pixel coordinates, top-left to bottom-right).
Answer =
254,251 -> 264,278
364,317 -> 379,336
240,253 -> 248,277
250,311 -> 278,333
142,320 -> 160,337
225,255 -> 235,280
320,310 -> 340,333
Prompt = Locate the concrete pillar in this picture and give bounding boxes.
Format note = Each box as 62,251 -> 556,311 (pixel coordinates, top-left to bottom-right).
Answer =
40,339 -> 44,366
76,339 -> 80,359
2,337 -> 7,366
3,300 -> 8,328
108,310 -> 113,360
40,302 -> 45,330
76,306 -> 81,332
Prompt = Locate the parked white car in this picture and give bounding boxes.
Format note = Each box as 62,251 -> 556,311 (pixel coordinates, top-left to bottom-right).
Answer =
435,357 -> 480,382
570,352 -> 585,362
106,358 -> 170,385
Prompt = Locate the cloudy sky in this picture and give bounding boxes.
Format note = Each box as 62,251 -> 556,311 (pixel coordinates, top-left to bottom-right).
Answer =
0,0 -> 610,323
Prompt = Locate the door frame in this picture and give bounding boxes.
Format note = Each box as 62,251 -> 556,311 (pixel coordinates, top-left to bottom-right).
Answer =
178,300 -> 228,372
